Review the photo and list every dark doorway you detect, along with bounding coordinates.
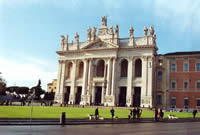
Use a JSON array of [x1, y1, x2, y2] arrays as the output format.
[[64, 87, 70, 104], [133, 87, 141, 107], [75, 87, 82, 104], [119, 87, 127, 106], [95, 87, 102, 105]]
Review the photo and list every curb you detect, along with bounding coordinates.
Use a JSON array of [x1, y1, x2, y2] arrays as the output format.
[[0, 118, 200, 126]]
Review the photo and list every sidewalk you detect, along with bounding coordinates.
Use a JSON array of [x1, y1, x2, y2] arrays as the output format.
[[0, 118, 200, 125]]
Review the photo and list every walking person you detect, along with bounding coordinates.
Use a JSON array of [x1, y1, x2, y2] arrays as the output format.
[[110, 107, 115, 119], [193, 109, 198, 119], [95, 107, 99, 120], [139, 109, 142, 119], [154, 107, 158, 122], [136, 107, 140, 120], [159, 109, 164, 120], [133, 107, 137, 120], [129, 109, 133, 120]]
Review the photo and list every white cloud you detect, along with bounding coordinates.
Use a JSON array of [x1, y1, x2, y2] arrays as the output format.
[[0, 56, 57, 90]]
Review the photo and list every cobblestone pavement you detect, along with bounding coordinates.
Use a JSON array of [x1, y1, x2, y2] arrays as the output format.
[[0, 122, 200, 135]]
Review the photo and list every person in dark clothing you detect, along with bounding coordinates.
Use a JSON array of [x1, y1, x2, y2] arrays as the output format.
[[136, 107, 140, 119], [193, 109, 198, 119], [159, 109, 164, 120], [95, 107, 99, 120], [133, 107, 137, 120], [129, 109, 133, 120], [110, 107, 115, 119], [154, 107, 158, 121]]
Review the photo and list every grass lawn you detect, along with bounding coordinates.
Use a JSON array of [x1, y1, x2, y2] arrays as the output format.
[[0, 106, 199, 119]]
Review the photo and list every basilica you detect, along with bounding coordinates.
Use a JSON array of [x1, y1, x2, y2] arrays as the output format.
[[54, 16, 158, 107]]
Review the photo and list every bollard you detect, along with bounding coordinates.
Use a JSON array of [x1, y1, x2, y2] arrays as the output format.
[[60, 112, 66, 125]]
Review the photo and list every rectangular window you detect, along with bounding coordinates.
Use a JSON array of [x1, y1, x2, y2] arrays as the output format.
[[156, 95, 162, 105], [184, 63, 189, 71], [171, 80, 176, 89], [183, 80, 189, 89], [197, 81, 200, 89], [184, 98, 189, 108], [196, 63, 200, 71], [171, 97, 176, 108], [171, 63, 176, 72], [197, 99, 200, 106]]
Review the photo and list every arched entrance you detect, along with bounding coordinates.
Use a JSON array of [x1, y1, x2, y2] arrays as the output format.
[[75, 87, 82, 104], [133, 87, 141, 107], [64, 87, 70, 104], [119, 87, 127, 106], [95, 87, 102, 105]]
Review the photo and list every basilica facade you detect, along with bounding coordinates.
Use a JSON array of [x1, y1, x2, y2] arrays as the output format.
[[54, 17, 158, 107]]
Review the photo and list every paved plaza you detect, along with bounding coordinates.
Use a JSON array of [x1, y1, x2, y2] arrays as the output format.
[[1, 122, 200, 135]]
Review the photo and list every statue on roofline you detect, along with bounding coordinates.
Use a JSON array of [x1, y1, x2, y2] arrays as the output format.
[[101, 16, 107, 26]]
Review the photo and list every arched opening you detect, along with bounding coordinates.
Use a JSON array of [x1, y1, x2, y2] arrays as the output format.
[[96, 60, 105, 77], [77, 61, 84, 78], [135, 59, 142, 77], [67, 62, 73, 79], [120, 59, 128, 77]]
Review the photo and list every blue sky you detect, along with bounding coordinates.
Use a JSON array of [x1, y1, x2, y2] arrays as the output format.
[[0, 0, 200, 90]]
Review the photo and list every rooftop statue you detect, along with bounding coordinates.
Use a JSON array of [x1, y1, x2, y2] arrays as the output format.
[[101, 16, 107, 26]]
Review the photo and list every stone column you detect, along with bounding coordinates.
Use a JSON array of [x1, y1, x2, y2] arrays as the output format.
[[69, 60, 77, 104], [127, 57, 133, 107], [92, 83, 95, 104], [111, 58, 117, 105], [80, 59, 89, 105], [54, 60, 63, 103], [59, 61, 66, 104], [141, 56, 148, 107], [101, 83, 105, 104], [87, 59, 93, 104], [111, 58, 116, 96], [106, 58, 112, 96]]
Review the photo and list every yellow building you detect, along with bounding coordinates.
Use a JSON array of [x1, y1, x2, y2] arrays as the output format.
[[47, 79, 57, 93]]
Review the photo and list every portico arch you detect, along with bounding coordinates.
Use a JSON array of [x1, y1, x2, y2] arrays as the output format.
[[66, 62, 73, 79], [77, 61, 84, 78], [96, 59, 105, 77], [135, 59, 142, 77], [120, 59, 128, 78]]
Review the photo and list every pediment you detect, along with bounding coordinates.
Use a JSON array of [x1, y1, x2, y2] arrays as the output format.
[[81, 40, 118, 50]]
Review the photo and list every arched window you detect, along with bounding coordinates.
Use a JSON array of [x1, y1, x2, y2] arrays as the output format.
[[67, 62, 73, 79], [96, 60, 105, 77], [78, 61, 84, 78], [135, 59, 142, 77], [157, 71, 162, 81], [120, 59, 128, 77]]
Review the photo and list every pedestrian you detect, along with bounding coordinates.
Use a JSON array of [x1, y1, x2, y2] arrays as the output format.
[[133, 107, 137, 120], [136, 107, 140, 119], [95, 107, 99, 120], [110, 107, 115, 119], [129, 109, 133, 120], [154, 107, 158, 121], [159, 109, 164, 120], [193, 109, 198, 119], [139, 109, 142, 119]]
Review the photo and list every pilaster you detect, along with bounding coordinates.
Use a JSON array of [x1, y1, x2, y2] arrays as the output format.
[[80, 59, 89, 105], [69, 60, 77, 104], [127, 57, 133, 107]]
